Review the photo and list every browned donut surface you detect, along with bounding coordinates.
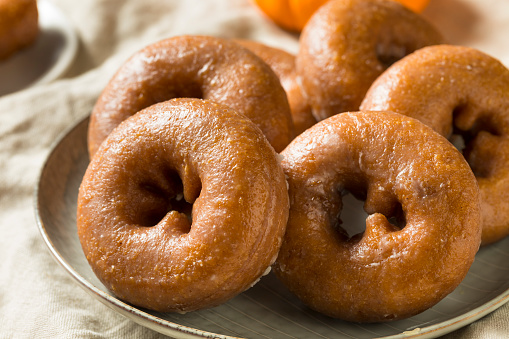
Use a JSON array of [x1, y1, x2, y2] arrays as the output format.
[[296, 0, 443, 121], [362, 44, 509, 245], [234, 39, 316, 135], [88, 35, 294, 156], [275, 111, 481, 322], [0, 0, 38, 60], [78, 98, 289, 313]]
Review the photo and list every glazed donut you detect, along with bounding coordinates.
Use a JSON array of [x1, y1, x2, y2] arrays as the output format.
[[88, 35, 294, 156], [234, 39, 316, 135], [274, 111, 481, 322], [361, 45, 509, 245], [78, 98, 289, 312], [0, 0, 38, 60], [296, 0, 443, 121]]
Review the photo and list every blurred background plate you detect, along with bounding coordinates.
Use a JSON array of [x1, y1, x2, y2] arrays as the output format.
[[35, 116, 509, 339], [0, 0, 78, 96]]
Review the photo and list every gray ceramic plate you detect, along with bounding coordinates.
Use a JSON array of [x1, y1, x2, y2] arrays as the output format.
[[0, 0, 78, 96], [35, 116, 509, 339]]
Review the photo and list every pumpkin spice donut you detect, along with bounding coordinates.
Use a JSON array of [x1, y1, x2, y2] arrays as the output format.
[[361, 45, 509, 245], [0, 0, 38, 60], [274, 111, 481, 322], [78, 98, 289, 313], [234, 39, 316, 135], [296, 0, 443, 121], [88, 35, 294, 156]]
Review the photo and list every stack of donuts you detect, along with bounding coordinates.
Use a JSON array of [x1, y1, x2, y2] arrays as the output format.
[[77, 0, 509, 323]]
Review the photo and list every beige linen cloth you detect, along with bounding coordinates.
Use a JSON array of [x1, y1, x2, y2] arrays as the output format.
[[1, 0, 509, 337]]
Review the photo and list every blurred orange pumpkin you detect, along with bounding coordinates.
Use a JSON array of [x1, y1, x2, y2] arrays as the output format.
[[396, 0, 430, 12], [252, 0, 430, 32]]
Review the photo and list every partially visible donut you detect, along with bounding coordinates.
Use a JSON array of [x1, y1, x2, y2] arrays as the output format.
[[274, 111, 481, 322], [361, 45, 509, 245], [297, 0, 443, 121], [78, 98, 289, 313], [234, 39, 316, 135], [88, 35, 294, 156], [0, 0, 38, 60]]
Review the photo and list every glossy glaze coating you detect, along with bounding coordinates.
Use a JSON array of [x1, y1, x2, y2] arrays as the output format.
[[297, 0, 443, 121], [88, 35, 294, 155], [275, 111, 481, 322], [362, 45, 509, 245], [234, 39, 316, 135], [78, 98, 289, 313], [0, 0, 38, 60]]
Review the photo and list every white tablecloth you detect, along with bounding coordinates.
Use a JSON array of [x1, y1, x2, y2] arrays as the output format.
[[1, 0, 508, 337]]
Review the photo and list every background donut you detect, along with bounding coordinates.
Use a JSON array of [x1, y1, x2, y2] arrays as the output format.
[[234, 39, 316, 135], [361, 44, 509, 245], [0, 0, 39, 60], [296, 0, 443, 121], [88, 35, 294, 155]]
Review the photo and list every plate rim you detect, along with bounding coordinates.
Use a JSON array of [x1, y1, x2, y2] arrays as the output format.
[[32, 0, 79, 87], [34, 116, 509, 339]]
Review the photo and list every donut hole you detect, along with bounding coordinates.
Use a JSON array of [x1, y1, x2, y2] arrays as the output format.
[[137, 183, 172, 226], [135, 171, 195, 229], [340, 192, 369, 238], [375, 42, 408, 69], [452, 107, 501, 178], [386, 203, 406, 229], [339, 190, 406, 238], [375, 29, 415, 69], [448, 133, 466, 152]]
